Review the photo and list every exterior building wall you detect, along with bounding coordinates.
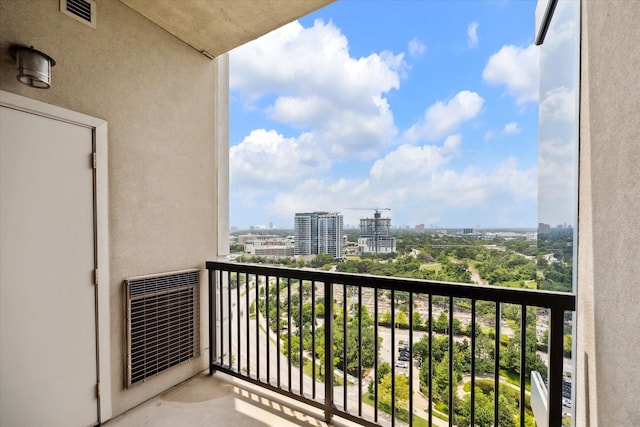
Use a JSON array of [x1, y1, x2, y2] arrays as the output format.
[[295, 212, 343, 258], [358, 214, 396, 254], [244, 236, 294, 257], [294, 214, 313, 255], [358, 236, 396, 254], [318, 212, 344, 258], [577, 1, 640, 425], [254, 246, 295, 257], [0, 0, 220, 419]]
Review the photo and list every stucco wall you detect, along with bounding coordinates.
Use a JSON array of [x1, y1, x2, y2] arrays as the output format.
[[578, 1, 640, 425], [1, 0, 219, 418]]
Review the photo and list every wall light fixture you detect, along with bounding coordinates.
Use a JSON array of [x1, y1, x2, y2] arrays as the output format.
[[9, 44, 56, 89]]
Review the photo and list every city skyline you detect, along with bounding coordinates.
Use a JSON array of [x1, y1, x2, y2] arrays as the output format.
[[230, 1, 545, 229]]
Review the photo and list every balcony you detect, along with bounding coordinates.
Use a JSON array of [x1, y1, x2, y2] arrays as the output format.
[[201, 261, 575, 427]]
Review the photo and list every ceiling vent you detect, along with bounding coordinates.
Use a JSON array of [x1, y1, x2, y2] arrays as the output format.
[[60, 0, 96, 28], [124, 269, 201, 387]]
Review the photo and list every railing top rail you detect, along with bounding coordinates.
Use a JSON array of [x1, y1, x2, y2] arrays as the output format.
[[206, 261, 575, 311]]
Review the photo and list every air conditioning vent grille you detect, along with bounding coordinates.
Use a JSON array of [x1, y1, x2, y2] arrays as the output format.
[[60, 0, 96, 28], [67, 0, 91, 21], [125, 269, 200, 387]]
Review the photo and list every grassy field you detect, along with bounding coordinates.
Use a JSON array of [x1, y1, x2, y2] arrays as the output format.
[[420, 262, 442, 272]]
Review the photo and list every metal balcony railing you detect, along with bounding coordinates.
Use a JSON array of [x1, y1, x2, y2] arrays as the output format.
[[206, 261, 575, 427]]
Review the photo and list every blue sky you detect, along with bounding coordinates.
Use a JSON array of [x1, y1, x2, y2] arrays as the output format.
[[229, 0, 544, 229]]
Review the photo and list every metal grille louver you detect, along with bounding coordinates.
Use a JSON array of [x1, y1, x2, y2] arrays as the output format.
[[125, 269, 200, 387], [60, 0, 96, 28]]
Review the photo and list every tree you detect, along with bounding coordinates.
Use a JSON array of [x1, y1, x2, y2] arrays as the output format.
[[377, 361, 391, 382], [282, 335, 302, 366], [379, 311, 392, 326], [413, 335, 429, 365], [379, 373, 409, 412], [435, 311, 449, 333], [395, 311, 409, 328], [331, 305, 379, 377], [368, 361, 392, 394], [315, 302, 325, 318], [412, 310, 422, 328], [563, 333, 572, 357], [309, 253, 334, 268], [454, 389, 494, 427]]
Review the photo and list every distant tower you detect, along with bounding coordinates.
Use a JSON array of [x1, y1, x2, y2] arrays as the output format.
[[294, 212, 343, 258], [358, 209, 396, 254]]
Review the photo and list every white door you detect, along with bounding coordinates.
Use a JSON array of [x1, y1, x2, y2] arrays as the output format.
[[0, 106, 98, 426]]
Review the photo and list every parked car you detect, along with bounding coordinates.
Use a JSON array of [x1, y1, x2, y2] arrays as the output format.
[[395, 361, 408, 368]]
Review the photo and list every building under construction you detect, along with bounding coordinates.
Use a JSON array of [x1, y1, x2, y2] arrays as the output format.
[[357, 209, 396, 254]]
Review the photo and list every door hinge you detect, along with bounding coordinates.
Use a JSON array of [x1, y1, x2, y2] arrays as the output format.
[[94, 268, 99, 285], [96, 382, 101, 399], [92, 152, 97, 169]]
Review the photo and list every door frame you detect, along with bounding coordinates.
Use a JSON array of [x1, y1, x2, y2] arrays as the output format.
[[0, 90, 111, 422]]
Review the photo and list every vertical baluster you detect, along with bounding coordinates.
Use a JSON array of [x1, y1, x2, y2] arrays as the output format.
[[471, 298, 476, 427], [312, 281, 316, 400], [494, 302, 501, 427], [288, 277, 292, 392], [324, 281, 334, 423], [428, 294, 433, 427], [448, 296, 453, 427], [265, 275, 270, 384], [343, 284, 347, 411], [548, 306, 566, 426], [520, 305, 527, 427], [276, 276, 281, 388], [208, 267, 216, 374], [220, 270, 224, 367], [228, 271, 232, 368], [300, 279, 304, 396], [409, 292, 414, 427], [391, 289, 396, 427], [237, 272, 241, 372], [374, 288, 379, 423], [358, 285, 362, 416], [256, 274, 260, 381], [246, 273, 250, 375]]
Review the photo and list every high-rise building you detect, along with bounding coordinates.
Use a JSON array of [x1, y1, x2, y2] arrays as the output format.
[[358, 210, 396, 254], [294, 212, 343, 258]]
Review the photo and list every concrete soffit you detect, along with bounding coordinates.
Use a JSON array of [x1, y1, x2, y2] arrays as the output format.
[[119, 0, 334, 58]]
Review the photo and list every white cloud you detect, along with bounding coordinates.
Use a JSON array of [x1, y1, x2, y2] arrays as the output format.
[[540, 86, 576, 123], [405, 91, 484, 142], [262, 148, 536, 227], [230, 19, 404, 160], [408, 38, 426, 57], [483, 44, 539, 104], [467, 22, 479, 48], [230, 129, 330, 190], [503, 121, 521, 135], [370, 135, 460, 183]]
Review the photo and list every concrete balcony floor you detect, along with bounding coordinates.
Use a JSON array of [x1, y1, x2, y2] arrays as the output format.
[[104, 372, 360, 427]]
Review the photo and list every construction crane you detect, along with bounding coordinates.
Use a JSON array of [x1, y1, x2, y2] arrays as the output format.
[[345, 207, 391, 216], [345, 208, 392, 254]]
